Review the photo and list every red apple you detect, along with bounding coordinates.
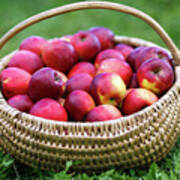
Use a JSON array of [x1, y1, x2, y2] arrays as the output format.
[[8, 94, 33, 112], [19, 36, 47, 56], [0, 67, 31, 98], [60, 35, 73, 42], [90, 72, 126, 106], [29, 67, 66, 101], [136, 46, 173, 70], [65, 90, 95, 121], [58, 97, 65, 107], [57, 71, 68, 96], [128, 73, 138, 88], [86, 104, 122, 122], [96, 58, 133, 86], [137, 58, 174, 95], [66, 73, 93, 94], [125, 88, 134, 96], [89, 26, 114, 50], [71, 31, 101, 61], [115, 43, 134, 59], [8, 50, 44, 74], [42, 39, 78, 73], [68, 62, 96, 78], [29, 98, 67, 121], [94, 49, 125, 69], [122, 88, 158, 115], [127, 46, 146, 71]]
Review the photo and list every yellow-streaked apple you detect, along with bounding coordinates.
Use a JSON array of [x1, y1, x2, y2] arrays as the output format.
[[90, 72, 126, 107], [137, 58, 174, 95]]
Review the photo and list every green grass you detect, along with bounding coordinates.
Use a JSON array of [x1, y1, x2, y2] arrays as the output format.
[[0, 0, 180, 58], [0, 0, 180, 179]]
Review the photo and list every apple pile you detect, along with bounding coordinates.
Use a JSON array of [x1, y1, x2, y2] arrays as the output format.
[[0, 27, 175, 122]]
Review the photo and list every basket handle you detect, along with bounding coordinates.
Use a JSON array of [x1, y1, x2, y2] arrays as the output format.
[[0, 1, 180, 64]]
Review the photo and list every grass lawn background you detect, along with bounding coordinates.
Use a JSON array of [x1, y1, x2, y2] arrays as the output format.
[[0, 0, 180, 179]]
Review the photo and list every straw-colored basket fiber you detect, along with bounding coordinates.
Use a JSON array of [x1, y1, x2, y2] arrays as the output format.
[[0, 1, 180, 172]]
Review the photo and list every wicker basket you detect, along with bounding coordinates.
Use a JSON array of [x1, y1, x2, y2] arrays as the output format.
[[0, 1, 180, 172]]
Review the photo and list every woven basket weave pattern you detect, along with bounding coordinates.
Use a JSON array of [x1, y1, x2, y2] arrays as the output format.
[[0, 1, 180, 171]]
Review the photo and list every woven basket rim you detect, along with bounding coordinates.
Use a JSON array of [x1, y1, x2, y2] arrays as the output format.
[[0, 35, 179, 128]]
